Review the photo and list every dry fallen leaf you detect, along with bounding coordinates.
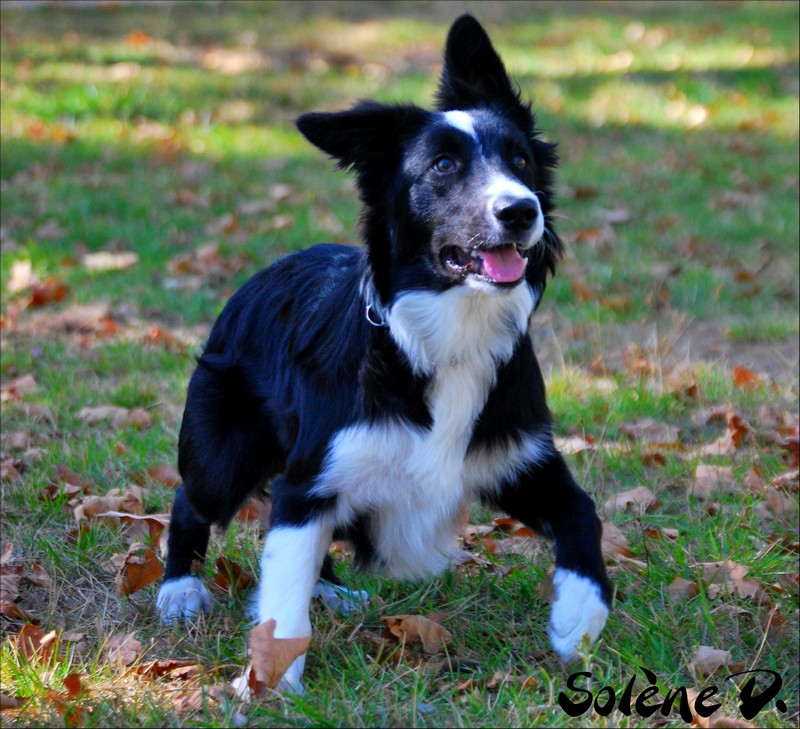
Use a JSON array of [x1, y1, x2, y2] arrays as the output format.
[[97, 511, 170, 547], [731, 365, 761, 389], [16, 623, 58, 662], [113, 546, 164, 596], [620, 418, 680, 444], [73, 487, 145, 522], [690, 464, 735, 499], [0, 692, 25, 710], [381, 614, 452, 655], [145, 464, 181, 488], [0, 374, 38, 403], [105, 633, 142, 667], [698, 560, 760, 600], [248, 619, 310, 694], [136, 659, 199, 681], [604, 486, 658, 515], [76, 405, 153, 430], [690, 645, 731, 676], [668, 576, 699, 603], [81, 251, 139, 272], [212, 556, 254, 595], [600, 520, 632, 560]]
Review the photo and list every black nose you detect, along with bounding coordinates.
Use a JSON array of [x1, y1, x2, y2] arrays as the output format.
[[493, 198, 538, 231]]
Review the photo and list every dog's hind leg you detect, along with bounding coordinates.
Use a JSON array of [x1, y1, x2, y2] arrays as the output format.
[[157, 355, 286, 625], [157, 484, 212, 623], [484, 450, 612, 663]]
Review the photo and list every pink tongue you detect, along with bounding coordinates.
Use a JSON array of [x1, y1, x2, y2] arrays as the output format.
[[479, 246, 526, 282]]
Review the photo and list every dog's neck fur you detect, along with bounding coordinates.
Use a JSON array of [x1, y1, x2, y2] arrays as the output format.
[[385, 283, 536, 376]]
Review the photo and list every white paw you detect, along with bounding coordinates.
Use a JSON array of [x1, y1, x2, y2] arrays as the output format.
[[230, 654, 306, 700], [313, 580, 369, 614], [276, 654, 306, 695], [548, 569, 609, 662], [156, 576, 212, 625]]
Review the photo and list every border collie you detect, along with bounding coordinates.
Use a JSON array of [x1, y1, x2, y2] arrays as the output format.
[[157, 14, 612, 692]]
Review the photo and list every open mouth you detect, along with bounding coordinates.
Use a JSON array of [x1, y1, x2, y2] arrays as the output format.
[[441, 243, 527, 284]]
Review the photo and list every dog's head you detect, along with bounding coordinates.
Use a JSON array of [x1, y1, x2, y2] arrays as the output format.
[[297, 15, 562, 303]]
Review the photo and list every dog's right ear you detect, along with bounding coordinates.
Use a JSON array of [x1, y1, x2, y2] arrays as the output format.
[[296, 102, 428, 171], [435, 14, 519, 112]]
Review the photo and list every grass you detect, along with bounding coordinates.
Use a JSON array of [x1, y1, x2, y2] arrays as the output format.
[[1, 1, 798, 726]]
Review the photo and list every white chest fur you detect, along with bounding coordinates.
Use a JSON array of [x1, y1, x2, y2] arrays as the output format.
[[312, 284, 542, 578]]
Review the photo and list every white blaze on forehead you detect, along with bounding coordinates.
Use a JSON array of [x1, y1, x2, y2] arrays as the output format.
[[442, 110, 478, 140]]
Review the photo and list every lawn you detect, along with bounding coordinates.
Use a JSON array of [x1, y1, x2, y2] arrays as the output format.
[[0, 1, 798, 727]]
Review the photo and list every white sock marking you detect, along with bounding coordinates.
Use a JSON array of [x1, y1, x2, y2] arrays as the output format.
[[548, 568, 609, 662]]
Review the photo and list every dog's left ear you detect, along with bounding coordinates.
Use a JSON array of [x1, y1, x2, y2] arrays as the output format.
[[435, 14, 520, 111], [296, 102, 428, 172]]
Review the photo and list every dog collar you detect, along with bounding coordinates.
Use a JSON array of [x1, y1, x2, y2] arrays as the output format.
[[365, 304, 387, 328]]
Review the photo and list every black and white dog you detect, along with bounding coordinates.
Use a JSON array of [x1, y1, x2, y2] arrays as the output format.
[[157, 15, 611, 692]]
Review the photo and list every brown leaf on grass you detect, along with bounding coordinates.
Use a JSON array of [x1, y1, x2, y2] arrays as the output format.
[[664, 367, 701, 400], [690, 464, 735, 499], [690, 645, 731, 676], [0, 692, 25, 710], [248, 619, 311, 695], [73, 490, 144, 523], [76, 405, 153, 430], [16, 623, 58, 662], [145, 464, 181, 488], [682, 688, 759, 729], [699, 560, 760, 600], [212, 556, 254, 595], [381, 614, 452, 655], [141, 325, 188, 353], [450, 550, 516, 578], [600, 520, 632, 560], [553, 434, 596, 456], [491, 516, 536, 537], [105, 633, 142, 667], [81, 251, 139, 272], [171, 685, 231, 715], [7, 260, 37, 294], [0, 600, 34, 621], [604, 486, 658, 515], [770, 468, 799, 493], [25, 302, 111, 337], [97, 511, 170, 547], [235, 497, 270, 525], [41, 464, 93, 502], [731, 365, 761, 389], [620, 418, 680, 444], [113, 546, 164, 596], [63, 673, 83, 699], [668, 576, 699, 603], [28, 277, 69, 307], [167, 242, 247, 280], [55, 464, 92, 489], [0, 458, 22, 484], [136, 659, 199, 681], [462, 523, 495, 547], [0, 373, 38, 403], [776, 423, 799, 467], [698, 407, 750, 457], [1, 558, 54, 621]]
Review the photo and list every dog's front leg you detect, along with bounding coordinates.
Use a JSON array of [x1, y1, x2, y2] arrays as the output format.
[[485, 451, 612, 662], [254, 518, 333, 693]]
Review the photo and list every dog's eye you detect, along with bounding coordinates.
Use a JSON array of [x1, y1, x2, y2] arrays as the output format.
[[513, 154, 528, 170], [432, 156, 457, 174]]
